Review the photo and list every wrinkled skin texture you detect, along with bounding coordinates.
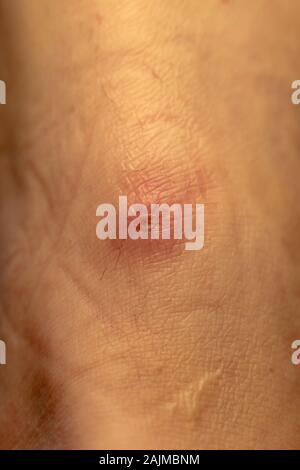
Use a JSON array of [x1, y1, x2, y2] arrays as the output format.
[[0, 0, 300, 449]]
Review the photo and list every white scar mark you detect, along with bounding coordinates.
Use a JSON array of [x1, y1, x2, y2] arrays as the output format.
[[165, 368, 222, 418], [0, 80, 6, 105]]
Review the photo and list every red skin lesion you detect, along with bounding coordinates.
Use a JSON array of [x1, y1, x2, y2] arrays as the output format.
[[95, 13, 103, 26], [104, 163, 208, 260], [118, 165, 207, 208]]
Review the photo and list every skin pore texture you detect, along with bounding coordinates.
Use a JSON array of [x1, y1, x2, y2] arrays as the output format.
[[0, 0, 300, 449]]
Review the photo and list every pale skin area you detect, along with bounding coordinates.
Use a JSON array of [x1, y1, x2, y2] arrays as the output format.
[[0, 0, 300, 449]]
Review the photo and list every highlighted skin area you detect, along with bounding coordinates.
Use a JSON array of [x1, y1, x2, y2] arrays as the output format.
[[96, 165, 207, 257]]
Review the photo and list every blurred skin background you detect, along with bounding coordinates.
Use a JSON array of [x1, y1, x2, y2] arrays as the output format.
[[0, 0, 300, 450]]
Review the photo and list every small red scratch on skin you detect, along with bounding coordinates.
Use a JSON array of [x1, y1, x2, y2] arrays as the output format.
[[142, 62, 161, 81], [100, 266, 107, 280], [95, 13, 103, 25]]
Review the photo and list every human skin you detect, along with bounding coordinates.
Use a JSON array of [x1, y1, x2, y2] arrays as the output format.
[[0, 0, 300, 449]]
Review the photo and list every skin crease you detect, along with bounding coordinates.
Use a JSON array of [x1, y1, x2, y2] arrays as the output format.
[[0, 0, 300, 449]]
